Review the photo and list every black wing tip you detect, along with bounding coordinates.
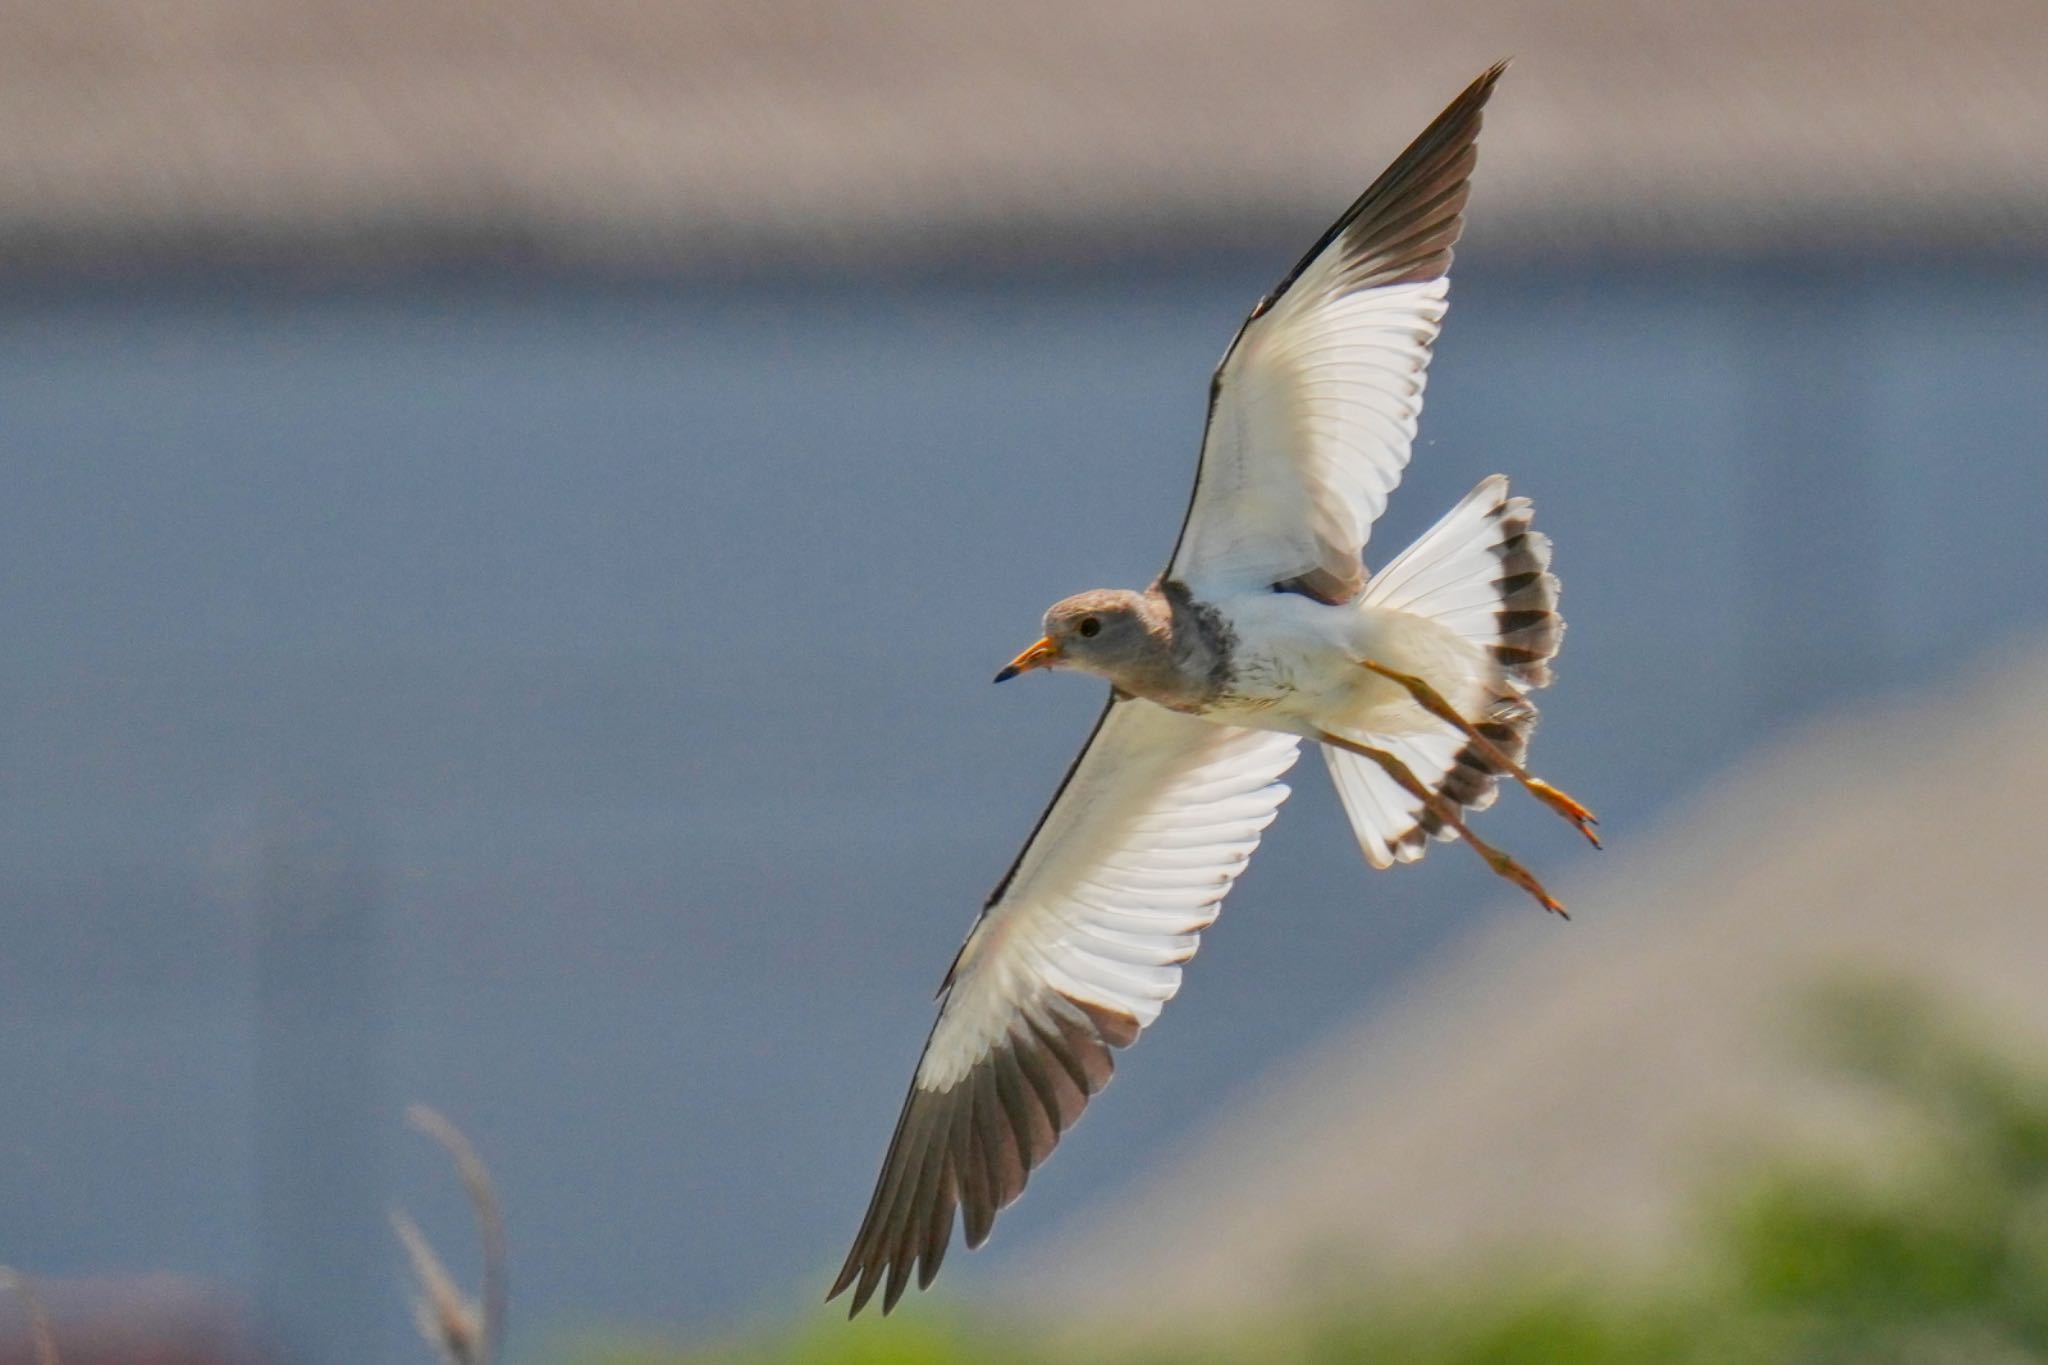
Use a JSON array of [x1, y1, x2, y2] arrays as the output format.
[[1458, 61, 1512, 113], [824, 1269, 864, 1317], [1349, 60, 1508, 274], [1396, 63, 1510, 160], [1375, 61, 1512, 192], [1244, 60, 1510, 322], [827, 992, 1144, 1318]]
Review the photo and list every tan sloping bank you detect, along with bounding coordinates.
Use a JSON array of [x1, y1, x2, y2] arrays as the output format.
[[1009, 641, 2048, 1324]]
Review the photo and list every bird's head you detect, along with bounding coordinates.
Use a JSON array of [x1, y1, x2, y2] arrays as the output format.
[[995, 589, 1161, 684]]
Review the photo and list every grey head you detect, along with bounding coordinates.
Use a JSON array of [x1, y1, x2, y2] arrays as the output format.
[[994, 587, 1201, 703]]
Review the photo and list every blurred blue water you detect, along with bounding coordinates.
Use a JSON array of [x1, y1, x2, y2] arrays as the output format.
[[0, 257, 2044, 1348]]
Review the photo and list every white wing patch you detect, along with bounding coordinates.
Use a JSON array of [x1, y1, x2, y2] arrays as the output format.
[[831, 701, 1298, 1314], [922, 702, 1300, 1088], [1165, 63, 1501, 603], [1177, 275, 1447, 598]]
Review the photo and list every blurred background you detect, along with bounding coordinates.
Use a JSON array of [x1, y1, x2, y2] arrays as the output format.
[[3, 2, 2047, 1362]]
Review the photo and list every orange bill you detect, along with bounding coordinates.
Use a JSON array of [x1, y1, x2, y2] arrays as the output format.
[[993, 637, 1060, 683]]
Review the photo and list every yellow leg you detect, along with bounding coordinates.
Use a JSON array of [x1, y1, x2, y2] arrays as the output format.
[[1361, 660, 1601, 849], [1320, 731, 1568, 919]]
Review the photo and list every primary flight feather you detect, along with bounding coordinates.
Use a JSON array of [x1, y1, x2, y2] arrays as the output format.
[[830, 62, 1595, 1316]]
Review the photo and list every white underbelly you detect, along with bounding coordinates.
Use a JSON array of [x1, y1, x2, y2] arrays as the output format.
[[1207, 594, 1490, 738]]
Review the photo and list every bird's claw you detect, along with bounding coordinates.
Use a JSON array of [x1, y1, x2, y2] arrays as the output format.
[[1475, 840, 1569, 919], [1527, 779, 1601, 850]]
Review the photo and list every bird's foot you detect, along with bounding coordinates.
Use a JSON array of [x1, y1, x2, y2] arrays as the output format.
[[1360, 659, 1598, 851], [1527, 778, 1601, 849], [1464, 826, 1570, 919], [1320, 728, 1568, 919]]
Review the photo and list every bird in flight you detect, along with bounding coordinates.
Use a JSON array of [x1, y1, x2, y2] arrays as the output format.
[[830, 62, 1594, 1316]]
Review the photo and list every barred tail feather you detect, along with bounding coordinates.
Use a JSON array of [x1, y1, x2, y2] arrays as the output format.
[[1363, 474, 1561, 688], [1331, 475, 1563, 864], [1322, 697, 1532, 866]]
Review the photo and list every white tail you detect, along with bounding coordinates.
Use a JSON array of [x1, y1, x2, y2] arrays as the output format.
[[1327, 476, 1563, 866]]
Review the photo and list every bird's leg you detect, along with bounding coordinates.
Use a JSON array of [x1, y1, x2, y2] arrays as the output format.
[[1319, 731, 1568, 919], [1360, 659, 1600, 848]]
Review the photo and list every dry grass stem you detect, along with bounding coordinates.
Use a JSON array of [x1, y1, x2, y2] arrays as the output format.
[[393, 1105, 506, 1365], [390, 1209, 484, 1365]]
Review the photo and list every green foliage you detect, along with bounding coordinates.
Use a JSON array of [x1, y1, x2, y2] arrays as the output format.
[[584, 980, 2048, 1364], [1700, 979, 2048, 1363], [570, 1310, 1027, 1365]]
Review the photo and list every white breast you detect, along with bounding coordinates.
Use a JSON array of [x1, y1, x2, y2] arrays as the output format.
[[1209, 592, 1489, 738], [1208, 592, 1365, 717]]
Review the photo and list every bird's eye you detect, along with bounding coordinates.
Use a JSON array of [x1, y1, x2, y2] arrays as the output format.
[[1078, 616, 1102, 638]]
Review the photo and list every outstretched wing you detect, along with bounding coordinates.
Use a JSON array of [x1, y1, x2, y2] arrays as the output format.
[[1164, 63, 1504, 603], [828, 699, 1300, 1315]]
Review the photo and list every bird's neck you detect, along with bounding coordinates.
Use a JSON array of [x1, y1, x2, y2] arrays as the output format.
[[1109, 581, 1232, 712]]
